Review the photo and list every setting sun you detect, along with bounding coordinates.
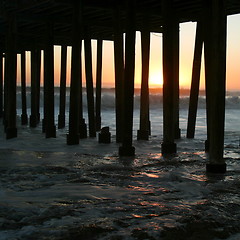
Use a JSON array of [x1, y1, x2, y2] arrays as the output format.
[[149, 72, 163, 87]]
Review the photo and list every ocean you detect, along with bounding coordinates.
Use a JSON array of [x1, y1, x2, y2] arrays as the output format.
[[0, 88, 240, 240]]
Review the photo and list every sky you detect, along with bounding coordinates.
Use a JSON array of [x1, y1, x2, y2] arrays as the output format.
[[17, 14, 240, 90]]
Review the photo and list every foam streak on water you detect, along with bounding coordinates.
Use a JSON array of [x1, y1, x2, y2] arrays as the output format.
[[0, 89, 240, 239]]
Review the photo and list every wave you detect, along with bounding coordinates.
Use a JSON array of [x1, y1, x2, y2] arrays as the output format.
[[15, 88, 240, 110]]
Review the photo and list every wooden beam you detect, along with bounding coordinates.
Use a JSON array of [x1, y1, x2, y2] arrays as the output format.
[[20, 51, 28, 124], [84, 35, 96, 138], [67, 1, 83, 144], [5, 15, 17, 139], [44, 22, 56, 138], [119, 0, 136, 156], [204, 0, 227, 173], [78, 46, 87, 139], [137, 17, 151, 141], [58, 45, 67, 129], [187, 21, 203, 139], [161, 0, 177, 154], [0, 53, 3, 118], [36, 49, 41, 123], [173, 21, 181, 140], [3, 51, 8, 130], [30, 48, 39, 128], [95, 39, 103, 131], [113, 6, 124, 143]]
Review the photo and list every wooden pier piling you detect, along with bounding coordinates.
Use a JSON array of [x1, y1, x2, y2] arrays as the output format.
[[137, 20, 151, 141], [204, 0, 227, 173], [113, 6, 124, 143], [161, 0, 177, 154], [5, 15, 17, 139], [84, 35, 96, 138], [30, 49, 39, 128], [119, 0, 136, 156], [78, 46, 87, 139], [67, 1, 82, 145], [0, 54, 3, 118], [187, 21, 203, 139], [36, 50, 41, 123], [3, 51, 8, 129], [95, 39, 103, 132], [173, 21, 181, 140], [44, 23, 56, 138], [58, 45, 67, 129], [20, 51, 28, 125]]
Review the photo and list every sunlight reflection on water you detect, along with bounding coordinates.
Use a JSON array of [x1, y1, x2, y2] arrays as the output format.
[[1, 140, 240, 239]]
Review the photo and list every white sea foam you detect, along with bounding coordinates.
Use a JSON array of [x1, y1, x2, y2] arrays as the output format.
[[1, 88, 240, 239], [15, 88, 240, 111]]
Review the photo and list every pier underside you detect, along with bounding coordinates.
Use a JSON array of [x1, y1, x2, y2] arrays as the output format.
[[1, 0, 240, 173]]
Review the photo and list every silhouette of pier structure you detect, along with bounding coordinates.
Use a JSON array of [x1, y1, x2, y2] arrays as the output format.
[[1, 0, 239, 173]]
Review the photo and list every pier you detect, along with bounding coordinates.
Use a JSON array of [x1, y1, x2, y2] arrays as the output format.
[[1, 0, 239, 173]]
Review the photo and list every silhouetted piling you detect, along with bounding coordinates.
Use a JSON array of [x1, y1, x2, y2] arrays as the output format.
[[78, 45, 87, 139], [137, 19, 150, 141], [161, 0, 177, 154], [173, 21, 181, 140], [30, 48, 39, 128], [3, 51, 8, 129], [187, 21, 203, 139], [119, 0, 136, 156], [95, 39, 103, 132], [113, 6, 124, 143], [204, 19, 211, 153], [5, 15, 17, 139], [84, 34, 96, 138], [67, 1, 83, 145], [42, 80, 46, 133], [204, 49, 210, 153], [36, 49, 41, 123], [44, 23, 56, 138], [58, 45, 67, 129], [0, 53, 3, 118], [20, 51, 28, 125], [204, 0, 227, 173]]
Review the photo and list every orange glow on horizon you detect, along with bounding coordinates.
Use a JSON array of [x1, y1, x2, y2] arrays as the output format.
[[179, 72, 191, 89], [16, 15, 240, 91]]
